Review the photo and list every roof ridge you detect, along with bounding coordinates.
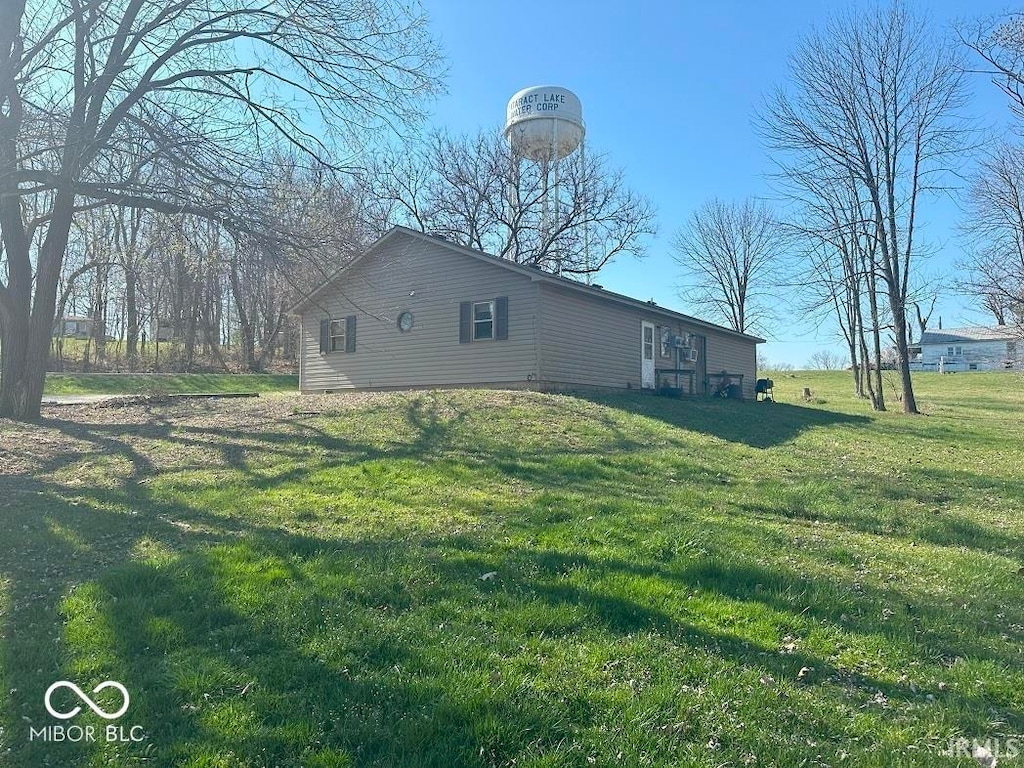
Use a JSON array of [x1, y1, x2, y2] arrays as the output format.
[[291, 226, 766, 343]]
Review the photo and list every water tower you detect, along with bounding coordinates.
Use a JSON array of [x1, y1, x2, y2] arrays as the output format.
[[504, 86, 585, 274]]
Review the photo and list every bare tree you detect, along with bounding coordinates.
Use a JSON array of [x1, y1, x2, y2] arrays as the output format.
[[229, 159, 371, 372], [0, 0, 441, 419], [760, 2, 969, 414], [757, 355, 794, 373], [912, 297, 937, 343], [113, 205, 157, 370], [808, 349, 848, 371], [958, 141, 1024, 327], [363, 129, 657, 278], [783, 168, 886, 407], [673, 197, 784, 335], [46, 159, 368, 375], [961, 13, 1024, 123], [942, 13, 1024, 327]]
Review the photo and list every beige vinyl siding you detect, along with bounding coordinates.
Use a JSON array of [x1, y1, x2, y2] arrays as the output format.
[[704, 328, 757, 398], [297, 227, 760, 395], [537, 283, 757, 395], [537, 284, 645, 389], [299, 236, 539, 391]]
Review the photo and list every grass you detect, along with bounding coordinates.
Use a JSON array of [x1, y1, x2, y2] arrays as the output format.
[[43, 373, 299, 396], [1, 371, 1022, 767]]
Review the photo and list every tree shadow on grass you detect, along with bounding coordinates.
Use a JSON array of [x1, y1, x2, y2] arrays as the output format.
[[577, 393, 872, 449], [78, 545, 580, 768], [2, 396, 1020, 766], [0, 479, 580, 767], [511, 548, 1024, 688], [3, 470, 1022, 767], [34, 397, 735, 528], [733, 465, 1024, 560]]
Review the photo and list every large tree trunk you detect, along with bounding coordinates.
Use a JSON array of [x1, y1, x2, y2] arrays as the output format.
[[0, 244, 33, 417], [0, 302, 32, 418], [0, 326, 49, 421], [183, 282, 200, 371], [890, 305, 919, 414], [0, 198, 73, 420]]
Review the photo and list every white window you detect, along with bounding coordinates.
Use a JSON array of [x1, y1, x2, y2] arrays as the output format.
[[330, 320, 346, 352], [473, 301, 494, 340], [955, 346, 963, 355], [643, 324, 654, 360]]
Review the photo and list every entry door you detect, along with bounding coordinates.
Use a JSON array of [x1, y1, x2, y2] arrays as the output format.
[[641, 321, 656, 389]]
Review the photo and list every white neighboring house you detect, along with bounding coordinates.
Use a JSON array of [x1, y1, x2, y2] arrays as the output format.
[[909, 326, 1022, 372]]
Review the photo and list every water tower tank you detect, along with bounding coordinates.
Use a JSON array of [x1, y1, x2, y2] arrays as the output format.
[[504, 85, 584, 163]]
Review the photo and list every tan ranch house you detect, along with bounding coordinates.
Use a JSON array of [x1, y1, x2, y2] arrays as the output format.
[[292, 226, 763, 397]]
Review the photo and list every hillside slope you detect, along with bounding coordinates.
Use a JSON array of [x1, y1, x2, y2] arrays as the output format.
[[1, 372, 1021, 767]]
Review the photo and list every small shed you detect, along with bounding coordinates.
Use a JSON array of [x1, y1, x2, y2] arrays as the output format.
[[54, 315, 95, 339]]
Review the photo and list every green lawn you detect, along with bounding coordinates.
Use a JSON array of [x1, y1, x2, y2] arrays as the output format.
[[1, 372, 1022, 766], [44, 373, 298, 396]]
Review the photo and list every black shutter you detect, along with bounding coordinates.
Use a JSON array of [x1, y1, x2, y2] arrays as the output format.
[[459, 301, 471, 343], [345, 315, 356, 353], [495, 296, 508, 340], [319, 319, 329, 354]]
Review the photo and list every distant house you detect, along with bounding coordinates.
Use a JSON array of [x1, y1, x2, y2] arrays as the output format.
[[909, 326, 1022, 372], [153, 319, 178, 342], [291, 227, 763, 397], [54, 315, 94, 339]]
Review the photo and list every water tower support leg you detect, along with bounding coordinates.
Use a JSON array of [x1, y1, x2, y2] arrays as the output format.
[[582, 139, 590, 283], [553, 120, 561, 275], [541, 157, 549, 265]]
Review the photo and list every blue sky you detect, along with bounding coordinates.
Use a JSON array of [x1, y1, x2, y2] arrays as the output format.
[[419, 0, 1016, 366]]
